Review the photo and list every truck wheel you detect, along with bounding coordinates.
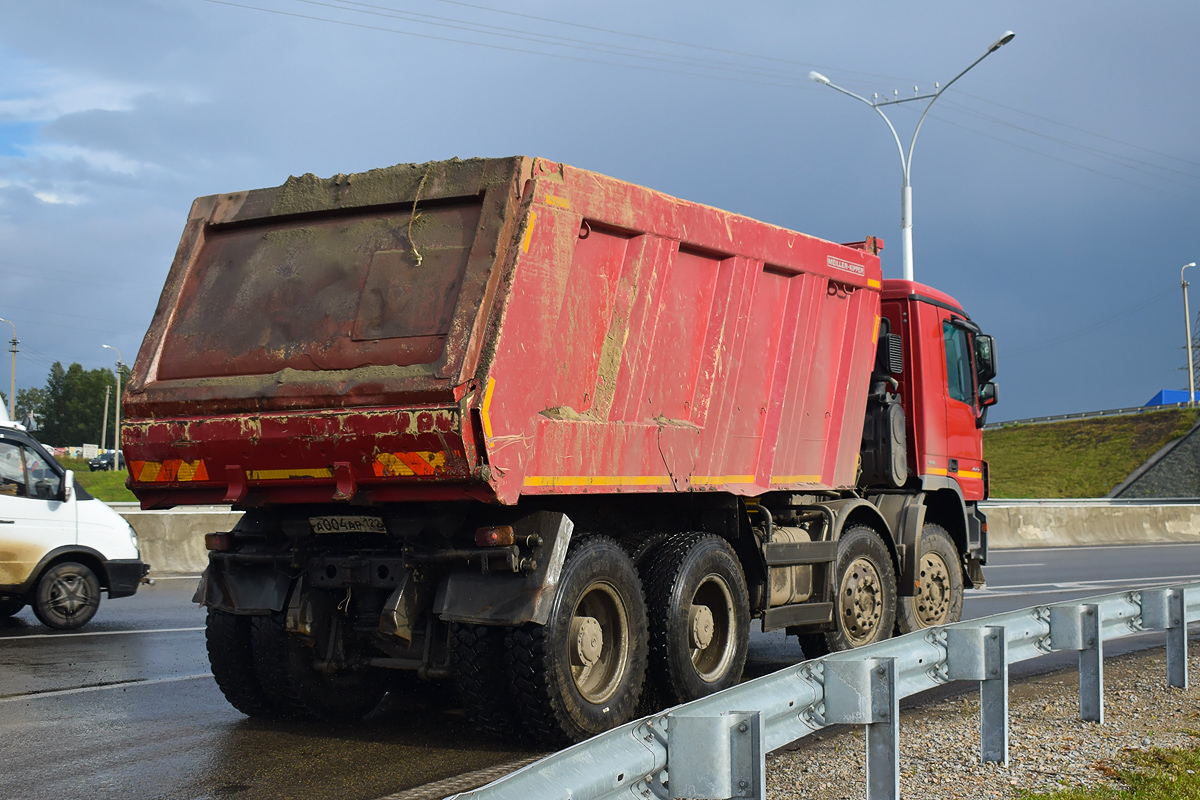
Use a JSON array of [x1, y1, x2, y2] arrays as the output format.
[[821, 526, 897, 652], [33, 562, 101, 630], [644, 534, 749, 705], [505, 536, 648, 745], [895, 524, 963, 634], [0, 597, 25, 618], [250, 612, 387, 722], [205, 609, 278, 718], [450, 623, 522, 738]]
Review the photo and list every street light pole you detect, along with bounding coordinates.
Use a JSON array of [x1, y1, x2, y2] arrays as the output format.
[[810, 31, 1015, 282], [0, 318, 16, 420], [1182, 263, 1197, 407], [102, 344, 124, 469]]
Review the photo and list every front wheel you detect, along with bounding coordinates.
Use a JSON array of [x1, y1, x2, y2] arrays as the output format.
[[505, 535, 648, 746], [819, 526, 897, 653], [644, 534, 749, 705], [895, 523, 964, 634], [33, 562, 100, 630]]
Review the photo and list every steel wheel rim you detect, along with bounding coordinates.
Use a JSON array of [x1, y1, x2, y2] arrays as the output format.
[[47, 573, 94, 618], [569, 581, 629, 704], [689, 574, 736, 682], [839, 556, 883, 646], [914, 552, 952, 627]]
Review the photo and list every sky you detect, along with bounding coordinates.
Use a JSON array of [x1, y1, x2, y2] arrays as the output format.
[[0, 1, 1198, 423]]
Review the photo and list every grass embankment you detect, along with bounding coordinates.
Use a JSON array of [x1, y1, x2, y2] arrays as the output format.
[[1019, 741, 1200, 799], [60, 456, 137, 502], [983, 408, 1200, 498]]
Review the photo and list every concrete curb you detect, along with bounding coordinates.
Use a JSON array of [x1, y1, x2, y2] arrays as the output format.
[[115, 501, 1200, 575]]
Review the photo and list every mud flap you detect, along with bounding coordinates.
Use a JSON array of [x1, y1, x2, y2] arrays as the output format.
[[433, 511, 573, 626], [193, 555, 294, 614]]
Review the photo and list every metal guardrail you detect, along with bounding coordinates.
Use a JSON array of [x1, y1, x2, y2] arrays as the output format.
[[983, 401, 1195, 430], [980, 498, 1200, 507], [449, 582, 1198, 800]]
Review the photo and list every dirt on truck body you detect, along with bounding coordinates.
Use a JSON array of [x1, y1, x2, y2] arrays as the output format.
[[123, 156, 999, 744]]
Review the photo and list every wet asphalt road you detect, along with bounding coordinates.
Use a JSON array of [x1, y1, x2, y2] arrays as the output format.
[[1, 543, 1197, 800]]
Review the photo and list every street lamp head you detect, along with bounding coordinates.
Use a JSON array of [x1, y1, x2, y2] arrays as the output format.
[[808, 71, 831, 85], [988, 31, 1016, 52]]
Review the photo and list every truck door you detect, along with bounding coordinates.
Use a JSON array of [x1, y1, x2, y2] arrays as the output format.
[[939, 315, 986, 500], [0, 440, 74, 587]]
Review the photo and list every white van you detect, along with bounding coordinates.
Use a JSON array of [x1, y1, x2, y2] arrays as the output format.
[[0, 405, 147, 629]]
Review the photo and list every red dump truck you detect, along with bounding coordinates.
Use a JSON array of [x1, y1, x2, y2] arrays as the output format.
[[122, 156, 998, 744]]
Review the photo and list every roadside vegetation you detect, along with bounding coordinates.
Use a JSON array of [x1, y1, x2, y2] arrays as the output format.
[[983, 408, 1200, 498], [1017, 740, 1200, 799], [61, 456, 137, 502]]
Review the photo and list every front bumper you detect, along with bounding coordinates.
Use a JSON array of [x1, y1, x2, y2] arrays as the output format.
[[107, 560, 150, 599]]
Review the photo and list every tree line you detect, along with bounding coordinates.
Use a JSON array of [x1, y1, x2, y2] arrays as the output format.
[[1, 361, 131, 447]]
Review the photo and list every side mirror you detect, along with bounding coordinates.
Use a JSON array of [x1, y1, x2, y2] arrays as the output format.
[[978, 381, 999, 408], [62, 470, 74, 502], [974, 334, 997, 384]]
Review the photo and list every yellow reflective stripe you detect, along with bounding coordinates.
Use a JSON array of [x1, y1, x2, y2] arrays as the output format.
[[524, 475, 671, 487], [481, 377, 496, 440], [521, 211, 537, 253], [692, 475, 756, 485], [867, 278, 881, 289], [136, 462, 161, 482], [247, 468, 333, 480], [544, 194, 570, 209], [770, 475, 823, 484], [925, 467, 949, 476]]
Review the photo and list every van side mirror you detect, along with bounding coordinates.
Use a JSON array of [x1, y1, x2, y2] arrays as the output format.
[[62, 470, 74, 501], [978, 381, 999, 408], [974, 334, 997, 383]]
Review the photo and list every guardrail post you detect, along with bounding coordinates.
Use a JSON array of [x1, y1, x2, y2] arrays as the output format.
[[824, 656, 898, 800], [1143, 587, 1190, 689], [1051, 604, 1103, 723], [946, 625, 1008, 764], [666, 710, 765, 800]]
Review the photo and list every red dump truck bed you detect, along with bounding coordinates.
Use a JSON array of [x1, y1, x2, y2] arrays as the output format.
[[124, 156, 883, 508]]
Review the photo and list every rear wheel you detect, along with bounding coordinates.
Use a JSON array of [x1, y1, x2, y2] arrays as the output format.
[[205, 608, 277, 717], [895, 524, 963, 634], [450, 623, 522, 738], [250, 611, 388, 722], [505, 536, 648, 746], [644, 534, 749, 705], [33, 562, 100, 630], [816, 526, 897, 653]]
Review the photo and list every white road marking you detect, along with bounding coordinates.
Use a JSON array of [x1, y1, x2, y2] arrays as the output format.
[[0, 626, 204, 642], [980, 574, 1200, 592], [992, 542, 1200, 555], [982, 563, 1045, 568], [147, 574, 202, 580], [0, 673, 213, 703], [968, 574, 1200, 599]]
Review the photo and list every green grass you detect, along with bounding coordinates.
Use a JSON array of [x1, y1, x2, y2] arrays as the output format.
[[1017, 740, 1200, 799], [983, 408, 1200, 498], [59, 456, 137, 503]]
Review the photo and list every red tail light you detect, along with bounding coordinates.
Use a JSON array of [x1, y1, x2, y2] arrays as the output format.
[[475, 525, 515, 547]]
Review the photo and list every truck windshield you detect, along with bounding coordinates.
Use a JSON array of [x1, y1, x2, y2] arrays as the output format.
[[942, 321, 974, 406]]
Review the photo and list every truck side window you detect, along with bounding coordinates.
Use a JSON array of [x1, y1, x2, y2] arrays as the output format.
[[0, 441, 28, 497], [942, 321, 974, 406]]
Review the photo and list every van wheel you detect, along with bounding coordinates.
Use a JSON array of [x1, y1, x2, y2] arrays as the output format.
[[505, 536, 648, 745], [0, 597, 25, 618], [820, 526, 897, 652], [251, 611, 387, 722], [33, 562, 101, 630], [205, 609, 278, 718], [895, 524, 963, 633], [644, 534, 749, 705]]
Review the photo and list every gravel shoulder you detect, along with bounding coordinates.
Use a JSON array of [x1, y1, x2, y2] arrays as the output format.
[[768, 637, 1200, 799]]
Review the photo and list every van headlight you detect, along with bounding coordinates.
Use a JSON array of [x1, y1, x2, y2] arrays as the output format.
[[129, 524, 140, 552]]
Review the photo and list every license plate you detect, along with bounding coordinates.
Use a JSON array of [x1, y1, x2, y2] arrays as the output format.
[[309, 516, 387, 534]]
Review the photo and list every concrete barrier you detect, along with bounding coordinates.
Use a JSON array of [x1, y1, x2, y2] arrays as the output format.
[[982, 500, 1200, 549], [111, 500, 1200, 575]]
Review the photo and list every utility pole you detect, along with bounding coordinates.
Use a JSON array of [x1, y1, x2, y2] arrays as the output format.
[[102, 344, 124, 470], [0, 318, 16, 420], [101, 384, 111, 454]]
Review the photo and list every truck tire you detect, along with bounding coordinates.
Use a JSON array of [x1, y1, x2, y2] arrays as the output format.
[[450, 623, 522, 738], [33, 561, 101, 630], [895, 523, 963, 634], [0, 597, 25, 618], [820, 526, 897, 653], [250, 611, 387, 722], [504, 535, 648, 745], [205, 608, 278, 718], [644, 534, 749, 705]]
